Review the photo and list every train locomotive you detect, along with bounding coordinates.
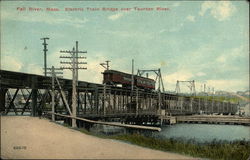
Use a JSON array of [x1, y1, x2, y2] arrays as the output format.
[[103, 70, 155, 90]]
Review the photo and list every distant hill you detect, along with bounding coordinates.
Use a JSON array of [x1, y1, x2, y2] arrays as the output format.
[[214, 90, 249, 100], [236, 90, 250, 97]]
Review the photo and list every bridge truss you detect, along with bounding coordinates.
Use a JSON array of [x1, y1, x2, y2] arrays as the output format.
[[0, 70, 238, 126]]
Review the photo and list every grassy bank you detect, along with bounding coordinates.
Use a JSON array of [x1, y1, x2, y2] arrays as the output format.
[[192, 95, 240, 103], [61, 123, 250, 160], [111, 134, 250, 160]]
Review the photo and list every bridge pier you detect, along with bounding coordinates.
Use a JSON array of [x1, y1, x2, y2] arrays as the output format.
[[190, 98, 193, 114], [0, 88, 8, 112], [31, 89, 38, 116], [68, 90, 72, 108]]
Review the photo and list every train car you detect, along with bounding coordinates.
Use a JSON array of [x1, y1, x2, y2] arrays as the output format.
[[135, 76, 155, 90], [103, 70, 132, 86], [103, 70, 155, 90]]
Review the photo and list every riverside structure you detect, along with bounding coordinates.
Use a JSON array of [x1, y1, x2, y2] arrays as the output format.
[[1, 69, 245, 128]]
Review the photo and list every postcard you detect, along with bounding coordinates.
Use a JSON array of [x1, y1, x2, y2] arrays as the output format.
[[1, 1, 249, 159]]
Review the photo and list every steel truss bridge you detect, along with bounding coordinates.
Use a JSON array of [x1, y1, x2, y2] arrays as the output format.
[[0, 70, 238, 126]]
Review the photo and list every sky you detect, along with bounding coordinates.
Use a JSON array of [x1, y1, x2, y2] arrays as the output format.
[[1, 1, 249, 93]]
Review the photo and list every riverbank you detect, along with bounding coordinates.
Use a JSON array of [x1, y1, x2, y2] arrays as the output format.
[[110, 134, 250, 160], [70, 124, 250, 160], [1, 116, 195, 159]]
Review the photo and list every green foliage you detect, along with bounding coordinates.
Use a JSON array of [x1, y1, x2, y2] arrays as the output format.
[[110, 134, 250, 160], [193, 95, 240, 103]]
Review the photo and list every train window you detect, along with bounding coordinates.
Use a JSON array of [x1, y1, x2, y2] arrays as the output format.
[[123, 77, 132, 82]]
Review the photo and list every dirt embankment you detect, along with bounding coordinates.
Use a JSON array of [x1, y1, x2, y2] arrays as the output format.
[[1, 116, 196, 159]]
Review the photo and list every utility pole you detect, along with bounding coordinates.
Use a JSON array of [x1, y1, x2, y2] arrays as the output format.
[[45, 66, 63, 121], [158, 69, 161, 91], [132, 59, 134, 92], [100, 60, 110, 116], [100, 60, 110, 70], [76, 41, 79, 86], [200, 85, 203, 94], [60, 42, 87, 128], [175, 80, 180, 94], [131, 59, 136, 114], [41, 37, 49, 77], [51, 66, 55, 121], [192, 80, 196, 96]]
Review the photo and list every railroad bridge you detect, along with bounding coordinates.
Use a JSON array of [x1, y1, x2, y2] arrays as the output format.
[[0, 69, 238, 126]]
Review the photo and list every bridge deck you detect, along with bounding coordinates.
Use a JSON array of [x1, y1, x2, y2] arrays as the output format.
[[176, 115, 250, 125]]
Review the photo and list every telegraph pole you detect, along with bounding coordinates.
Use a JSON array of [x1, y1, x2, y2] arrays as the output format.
[[76, 41, 79, 86], [100, 60, 110, 70], [60, 42, 87, 128], [45, 66, 63, 121], [175, 80, 180, 94], [100, 60, 110, 116], [72, 47, 77, 127], [51, 66, 55, 121], [132, 59, 134, 92], [41, 37, 49, 77]]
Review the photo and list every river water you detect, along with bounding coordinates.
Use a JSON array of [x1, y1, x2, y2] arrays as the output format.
[[91, 123, 250, 143], [152, 124, 250, 142]]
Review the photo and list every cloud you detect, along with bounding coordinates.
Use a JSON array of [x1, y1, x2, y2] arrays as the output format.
[[196, 72, 206, 77], [206, 79, 248, 92], [77, 51, 108, 83], [1, 9, 88, 28], [160, 61, 167, 67], [199, 1, 236, 21], [186, 15, 195, 22], [169, 23, 184, 32], [165, 70, 194, 85], [159, 23, 184, 34], [216, 55, 226, 63], [215, 45, 246, 64], [104, 30, 132, 37], [108, 13, 124, 21], [230, 45, 247, 57], [163, 70, 196, 92], [163, 44, 248, 92], [159, 29, 166, 33], [47, 49, 62, 68], [172, 2, 180, 7], [1, 56, 23, 71], [24, 64, 43, 75], [103, 30, 152, 40]]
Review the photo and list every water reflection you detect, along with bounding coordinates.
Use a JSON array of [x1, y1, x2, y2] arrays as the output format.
[[154, 124, 250, 142], [89, 123, 250, 142]]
